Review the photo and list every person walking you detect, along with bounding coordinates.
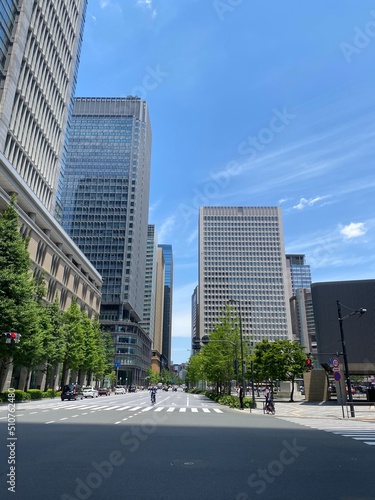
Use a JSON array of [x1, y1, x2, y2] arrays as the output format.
[[238, 384, 244, 410]]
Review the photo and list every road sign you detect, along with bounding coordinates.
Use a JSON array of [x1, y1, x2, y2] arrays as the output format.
[[332, 357, 340, 369], [334, 371, 341, 382], [114, 362, 121, 367]]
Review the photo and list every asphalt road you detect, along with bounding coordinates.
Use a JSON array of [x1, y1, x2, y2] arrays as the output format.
[[0, 390, 374, 500]]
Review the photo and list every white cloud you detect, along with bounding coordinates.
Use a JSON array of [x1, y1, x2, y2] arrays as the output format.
[[158, 214, 176, 242], [137, 0, 153, 7], [292, 196, 329, 210], [340, 222, 367, 239]]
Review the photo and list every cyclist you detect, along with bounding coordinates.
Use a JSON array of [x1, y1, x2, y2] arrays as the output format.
[[149, 385, 157, 404]]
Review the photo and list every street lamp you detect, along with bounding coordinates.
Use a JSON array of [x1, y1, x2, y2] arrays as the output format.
[[337, 300, 367, 418], [228, 300, 245, 396]]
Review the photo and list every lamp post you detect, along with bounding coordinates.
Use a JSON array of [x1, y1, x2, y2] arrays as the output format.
[[228, 300, 245, 395], [337, 300, 367, 418]]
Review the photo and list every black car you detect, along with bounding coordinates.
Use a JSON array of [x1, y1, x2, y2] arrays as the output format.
[[61, 384, 84, 401], [98, 387, 110, 396], [128, 385, 136, 393]]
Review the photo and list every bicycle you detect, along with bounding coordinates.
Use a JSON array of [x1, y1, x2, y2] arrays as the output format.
[[263, 400, 275, 415], [151, 392, 156, 404]]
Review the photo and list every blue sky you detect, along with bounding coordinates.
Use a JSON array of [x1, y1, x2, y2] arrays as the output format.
[[76, 0, 375, 364]]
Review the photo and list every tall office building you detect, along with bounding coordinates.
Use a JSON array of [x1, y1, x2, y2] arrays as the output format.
[[198, 206, 292, 345], [151, 246, 165, 373], [61, 97, 152, 386], [286, 254, 312, 296], [0, 1, 102, 391], [140, 224, 158, 342], [158, 244, 173, 369]]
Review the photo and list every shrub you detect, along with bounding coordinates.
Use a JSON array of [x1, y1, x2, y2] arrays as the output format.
[[1, 390, 31, 402], [27, 389, 43, 400], [42, 389, 60, 398]]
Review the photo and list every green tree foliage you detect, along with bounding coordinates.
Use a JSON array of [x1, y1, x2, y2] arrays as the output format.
[[198, 306, 241, 394], [252, 339, 306, 401], [60, 298, 85, 385], [186, 352, 205, 387], [146, 367, 159, 385], [0, 198, 45, 389], [43, 296, 65, 391]]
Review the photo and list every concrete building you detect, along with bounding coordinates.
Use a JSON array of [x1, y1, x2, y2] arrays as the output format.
[[151, 247, 165, 373], [198, 206, 292, 346], [140, 225, 157, 342], [0, 1, 102, 392], [311, 280, 375, 373], [60, 97, 152, 386]]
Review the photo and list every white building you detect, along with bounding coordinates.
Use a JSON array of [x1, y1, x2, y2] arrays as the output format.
[[198, 206, 292, 346]]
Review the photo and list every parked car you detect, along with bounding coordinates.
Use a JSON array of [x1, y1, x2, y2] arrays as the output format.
[[128, 385, 136, 393], [83, 387, 99, 398], [98, 387, 110, 396], [61, 384, 84, 401], [114, 386, 126, 395]]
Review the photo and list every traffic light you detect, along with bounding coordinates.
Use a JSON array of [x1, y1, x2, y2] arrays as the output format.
[[306, 355, 313, 370]]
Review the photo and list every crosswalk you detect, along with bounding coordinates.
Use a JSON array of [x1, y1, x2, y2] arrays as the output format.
[[277, 417, 375, 446], [0, 402, 223, 415]]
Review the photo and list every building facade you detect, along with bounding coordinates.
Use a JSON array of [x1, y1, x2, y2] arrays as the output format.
[[198, 206, 292, 346], [61, 97, 152, 386], [286, 254, 312, 296], [158, 244, 173, 370], [151, 246, 165, 373], [140, 224, 157, 342], [0, 1, 103, 391]]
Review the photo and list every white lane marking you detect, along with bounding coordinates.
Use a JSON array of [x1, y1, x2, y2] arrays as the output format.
[[213, 409, 223, 413], [60, 418, 68, 421], [116, 406, 132, 411], [167, 407, 175, 412], [142, 407, 153, 412], [154, 407, 164, 412], [179, 408, 187, 413], [191, 408, 198, 413], [45, 421, 55, 424], [129, 407, 142, 411], [202, 408, 210, 413]]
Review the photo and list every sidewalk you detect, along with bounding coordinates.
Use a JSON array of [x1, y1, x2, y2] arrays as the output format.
[[250, 397, 375, 421]]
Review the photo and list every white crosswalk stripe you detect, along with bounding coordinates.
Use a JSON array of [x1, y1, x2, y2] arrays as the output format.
[[1, 403, 225, 414], [277, 417, 375, 446]]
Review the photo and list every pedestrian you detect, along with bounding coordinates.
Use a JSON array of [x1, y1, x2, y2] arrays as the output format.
[[238, 384, 244, 409], [264, 386, 270, 404]]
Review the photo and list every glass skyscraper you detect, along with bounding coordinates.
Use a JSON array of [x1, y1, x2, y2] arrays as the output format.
[[61, 97, 152, 386], [158, 244, 173, 369], [286, 254, 312, 295]]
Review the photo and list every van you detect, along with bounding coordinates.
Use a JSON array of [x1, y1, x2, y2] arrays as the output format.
[[61, 384, 84, 401]]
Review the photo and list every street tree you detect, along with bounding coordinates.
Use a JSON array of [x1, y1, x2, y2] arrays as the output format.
[[201, 306, 240, 394], [0, 197, 44, 390], [252, 339, 307, 400]]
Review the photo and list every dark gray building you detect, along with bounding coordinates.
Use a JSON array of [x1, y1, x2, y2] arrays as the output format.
[[61, 97, 152, 386], [311, 280, 375, 374]]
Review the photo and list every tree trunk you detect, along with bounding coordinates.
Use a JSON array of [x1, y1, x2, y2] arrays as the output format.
[[290, 376, 295, 402]]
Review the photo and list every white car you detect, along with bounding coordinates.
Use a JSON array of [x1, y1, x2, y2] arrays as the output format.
[[83, 387, 99, 398], [114, 386, 126, 395]]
